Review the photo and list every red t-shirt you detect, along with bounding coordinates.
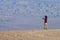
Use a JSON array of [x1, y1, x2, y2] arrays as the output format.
[[45, 18, 47, 23], [43, 18, 47, 23]]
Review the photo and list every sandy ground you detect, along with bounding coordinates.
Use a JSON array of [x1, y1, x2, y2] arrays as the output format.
[[0, 29, 60, 40]]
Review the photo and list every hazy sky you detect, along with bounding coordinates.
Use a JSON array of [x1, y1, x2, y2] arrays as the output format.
[[0, 0, 60, 30]]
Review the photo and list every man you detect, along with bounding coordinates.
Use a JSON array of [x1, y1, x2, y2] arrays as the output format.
[[42, 16, 48, 30]]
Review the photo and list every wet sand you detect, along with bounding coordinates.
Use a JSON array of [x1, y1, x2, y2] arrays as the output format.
[[0, 29, 60, 40]]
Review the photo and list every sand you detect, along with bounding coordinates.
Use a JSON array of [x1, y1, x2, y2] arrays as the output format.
[[0, 29, 60, 40]]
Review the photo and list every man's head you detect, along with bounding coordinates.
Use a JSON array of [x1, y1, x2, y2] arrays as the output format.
[[45, 16, 47, 18]]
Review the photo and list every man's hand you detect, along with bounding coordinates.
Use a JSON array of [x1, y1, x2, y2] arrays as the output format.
[[42, 18, 44, 20]]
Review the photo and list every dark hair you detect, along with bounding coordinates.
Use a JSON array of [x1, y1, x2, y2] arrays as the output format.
[[45, 16, 47, 18]]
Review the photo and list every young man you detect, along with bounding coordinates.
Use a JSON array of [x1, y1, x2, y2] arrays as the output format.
[[42, 16, 48, 30]]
